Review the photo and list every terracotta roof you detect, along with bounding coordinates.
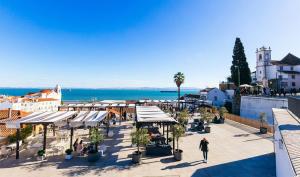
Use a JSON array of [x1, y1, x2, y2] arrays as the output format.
[[36, 98, 59, 102], [0, 110, 30, 137], [271, 53, 300, 66], [40, 89, 53, 94]]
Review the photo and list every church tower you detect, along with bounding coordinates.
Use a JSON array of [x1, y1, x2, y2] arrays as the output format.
[[256, 46, 272, 86], [54, 84, 62, 100]]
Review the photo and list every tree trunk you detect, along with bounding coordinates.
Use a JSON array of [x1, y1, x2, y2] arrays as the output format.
[[178, 86, 180, 111]]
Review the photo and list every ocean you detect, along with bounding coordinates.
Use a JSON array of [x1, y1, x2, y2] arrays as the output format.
[[0, 88, 198, 101]]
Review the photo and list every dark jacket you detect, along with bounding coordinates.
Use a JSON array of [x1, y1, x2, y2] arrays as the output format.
[[200, 139, 209, 152]]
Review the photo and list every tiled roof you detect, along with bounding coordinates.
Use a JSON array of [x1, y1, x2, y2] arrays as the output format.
[[40, 89, 53, 94], [0, 110, 30, 137], [271, 53, 300, 66], [278, 70, 300, 74]]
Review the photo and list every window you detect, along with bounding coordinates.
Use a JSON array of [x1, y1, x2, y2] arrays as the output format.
[[259, 54, 262, 60], [292, 82, 296, 87], [291, 66, 294, 71], [278, 75, 282, 80], [214, 96, 217, 101], [292, 75, 295, 79], [279, 66, 283, 71]]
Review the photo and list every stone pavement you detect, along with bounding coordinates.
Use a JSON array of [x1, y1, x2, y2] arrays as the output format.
[[0, 121, 275, 177]]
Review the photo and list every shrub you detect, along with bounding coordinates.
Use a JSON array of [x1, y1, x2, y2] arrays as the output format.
[[37, 149, 45, 156]]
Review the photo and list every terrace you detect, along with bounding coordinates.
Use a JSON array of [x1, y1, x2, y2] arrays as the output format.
[[0, 110, 275, 177]]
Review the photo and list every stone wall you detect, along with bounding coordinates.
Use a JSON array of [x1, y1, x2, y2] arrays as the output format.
[[225, 113, 274, 133]]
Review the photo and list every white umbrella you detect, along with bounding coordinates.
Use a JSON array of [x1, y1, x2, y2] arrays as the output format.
[[239, 84, 253, 88]]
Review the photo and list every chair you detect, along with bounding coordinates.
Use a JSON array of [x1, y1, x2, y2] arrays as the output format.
[[1, 146, 10, 158]]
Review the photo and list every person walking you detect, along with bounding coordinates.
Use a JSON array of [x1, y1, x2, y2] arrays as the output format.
[[199, 138, 209, 163]]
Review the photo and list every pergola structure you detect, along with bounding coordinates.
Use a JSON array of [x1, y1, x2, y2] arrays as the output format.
[[3, 110, 108, 159], [137, 99, 198, 111], [135, 106, 178, 154]]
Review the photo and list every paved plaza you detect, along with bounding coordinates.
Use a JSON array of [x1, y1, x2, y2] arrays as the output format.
[[0, 121, 275, 177]]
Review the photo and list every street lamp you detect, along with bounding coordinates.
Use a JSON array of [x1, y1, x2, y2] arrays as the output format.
[[234, 65, 240, 87]]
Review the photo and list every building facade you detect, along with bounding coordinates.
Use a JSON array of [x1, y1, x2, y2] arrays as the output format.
[[253, 46, 300, 90], [0, 85, 62, 112], [200, 88, 233, 107]]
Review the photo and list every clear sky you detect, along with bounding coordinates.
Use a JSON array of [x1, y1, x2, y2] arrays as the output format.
[[0, 0, 300, 88]]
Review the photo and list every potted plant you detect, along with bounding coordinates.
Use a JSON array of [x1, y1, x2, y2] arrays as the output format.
[[218, 107, 228, 124], [200, 108, 214, 133], [37, 149, 45, 161], [178, 109, 189, 130], [87, 127, 103, 162], [173, 124, 185, 161], [65, 149, 73, 160], [131, 128, 150, 164], [259, 112, 268, 134]]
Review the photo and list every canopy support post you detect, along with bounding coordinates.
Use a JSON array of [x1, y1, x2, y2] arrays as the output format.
[[166, 125, 169, 145], [43, 124, 47, 152], [16, 128, 20, 159], [162, 123, 165, 136], [70, 127, 74, 150], [172, 125, 175, 154]]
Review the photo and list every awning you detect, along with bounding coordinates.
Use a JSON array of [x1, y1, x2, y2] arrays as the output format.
[[136, 106, 177, 123]]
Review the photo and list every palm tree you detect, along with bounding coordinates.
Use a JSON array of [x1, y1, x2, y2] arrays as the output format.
[[174, 72, 185, 110]]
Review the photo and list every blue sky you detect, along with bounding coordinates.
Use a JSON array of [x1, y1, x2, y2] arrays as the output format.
[[0, 0, 300, 88]]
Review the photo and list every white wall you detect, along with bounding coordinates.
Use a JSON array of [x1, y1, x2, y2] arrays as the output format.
[[274, 119, 296, 177], [240, 96, 288, 124]]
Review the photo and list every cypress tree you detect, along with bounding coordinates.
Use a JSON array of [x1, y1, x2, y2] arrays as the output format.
[[230, 38, 251, 86]]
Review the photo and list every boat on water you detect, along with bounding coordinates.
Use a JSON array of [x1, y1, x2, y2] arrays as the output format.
[[160, 90, 177, 93]]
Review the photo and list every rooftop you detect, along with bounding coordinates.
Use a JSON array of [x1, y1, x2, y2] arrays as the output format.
[[273, 108, 300, 176], [271, 53, 300, 66]]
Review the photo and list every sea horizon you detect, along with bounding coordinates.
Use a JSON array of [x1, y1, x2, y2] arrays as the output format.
[[0, 88, 199, 101]]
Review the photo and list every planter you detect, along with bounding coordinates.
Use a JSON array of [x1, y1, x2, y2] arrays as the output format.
[[65, 154, 73, 160], [132, 151, 142, 164], [219, 118, 225, 124], [204, 126, 211, 133], [87, 152, 100, 162], [174, 149, 183, 161], [37, 155, 45, 161], [260, 127, 268, 134]]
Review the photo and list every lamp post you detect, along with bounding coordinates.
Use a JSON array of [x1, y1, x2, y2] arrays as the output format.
[[234, 65, 240, 87]]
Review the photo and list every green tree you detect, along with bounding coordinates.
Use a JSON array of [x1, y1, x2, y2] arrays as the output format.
[[174, 72, 185, 110], [219, 107, 228, 118], [173, 124, 185, 150], [131, 128, 150, 153], [89, 127, 104, 151], [230, 38, 251, 86], [178, 109, 189, 126]]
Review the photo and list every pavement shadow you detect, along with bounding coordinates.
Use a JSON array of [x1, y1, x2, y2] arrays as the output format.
[[161, 160, 204, 170], [191, 153, 276, 177], [279, 124, 300, 131]]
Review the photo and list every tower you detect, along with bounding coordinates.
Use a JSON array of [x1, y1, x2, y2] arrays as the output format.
[[256, 46, 272, 87], [54, 84, 62, 100]]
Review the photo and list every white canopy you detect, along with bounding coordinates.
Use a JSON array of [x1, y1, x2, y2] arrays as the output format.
[[136, 106, 177, 123], [69, 111, 107, 127], [6, 111, 77, 128]]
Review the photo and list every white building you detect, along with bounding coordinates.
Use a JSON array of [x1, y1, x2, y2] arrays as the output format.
[[0, 85, 62, 112], [200, 88, 233, 107], [254, 46, 300, 90], [273, 108, 300, 177]]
